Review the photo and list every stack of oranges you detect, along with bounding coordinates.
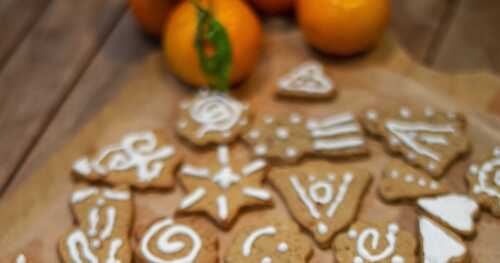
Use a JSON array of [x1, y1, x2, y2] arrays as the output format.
[[129, 0, 390, 87]]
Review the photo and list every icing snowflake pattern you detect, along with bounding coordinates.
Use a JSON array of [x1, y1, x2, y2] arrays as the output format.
[[347, 224, 405, 263], [178, 145, 271, 227], [277, 62, 334, 97]]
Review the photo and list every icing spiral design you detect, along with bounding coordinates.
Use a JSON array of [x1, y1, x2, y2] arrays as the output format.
[[140, 218, 202, 263], [190, 93, 243, 138]]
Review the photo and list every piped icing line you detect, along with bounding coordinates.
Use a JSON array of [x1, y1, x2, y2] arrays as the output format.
[[242, 160, 267, 176], [179, 187, 207, 209], [350, 223, 400, 262], [218, 145, 230, 166], [307, 113, 354, 130], [140, 218, 202, 263], [471, 157, 500, 198], [242, 226, 277, 256], [181, 165, 210, 178], [103, 189, 130, 200], [217, 195, 229, 220], [326, 173, 353, 217], [277, 62, 333, 94], [310, 123, 360, 138], [243, 187, 271, 200], [66, 229, 99, 263], [313, 137, 365, 151], [16, 254, 26, 263], [106, 238, 123, 263], [72, 187, 99, 204], [289, 176, 321, 219]]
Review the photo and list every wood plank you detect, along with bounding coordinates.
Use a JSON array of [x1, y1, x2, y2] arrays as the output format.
[[1, 11, 156, 196], [432, 0, 500, 73], [0, 0, 50, 69], [0, 0, 127, 192], [389, 0, 450, 62]]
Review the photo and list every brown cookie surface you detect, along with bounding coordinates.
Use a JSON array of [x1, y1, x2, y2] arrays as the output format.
[[134, 217, 218, 263], [466, 146, 500, 217], [72, 130, 182, 189], [243, 112, 368, 163], [269, 161, 372, 247], [418, 217, 469, 263], [177, 144, 272, 229], [361, 106, 469, 177], [417, 194, 479, 237], [225, 217, 312, 263], [334, 221, 417, 263], [176, 91, 250, 145], [275, 62, 336, 99], [59, 185, 133, 263], [379, 160, 448, 202]]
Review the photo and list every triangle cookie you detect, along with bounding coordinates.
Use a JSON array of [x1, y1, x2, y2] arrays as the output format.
[[417, 194, 479, 237], [418, 217, 468, 263], [276, 62, 335, 99]]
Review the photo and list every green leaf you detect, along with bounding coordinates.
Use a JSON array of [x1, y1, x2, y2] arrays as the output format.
[[191, 1, 232, 92]]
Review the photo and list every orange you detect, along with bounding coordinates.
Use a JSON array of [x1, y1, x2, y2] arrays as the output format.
[[297, 0, 389, 55], [164, 0, 262, 87], [129, 0, 179, 37], [250, 0, 295, 14]]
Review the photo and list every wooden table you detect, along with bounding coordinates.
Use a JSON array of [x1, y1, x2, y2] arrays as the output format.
[[1, 0, 499, 207]]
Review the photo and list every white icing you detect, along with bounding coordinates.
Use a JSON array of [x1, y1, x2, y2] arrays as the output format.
[[73, 131, 175, 182], [189, 92, 244, 138], [366, 110, 378, 121], [326, 173, 352, 217], [243, 187, 271, 200], [307, 113, 354, 130], [328, 173, 336, 181], [102, 190, 130, 200], [417, 194, 478, 232], [473, 156, 500, 199], [347, 229, 357, 239], [255, 144, 268, 156], [404, 175, 414, 183], [424, 107, 435, 117], [310, 123, 360, 138], [106, 238, 123, 263], [242, 226, 277, 256], [275, 127, 289, 140], [400, 107, 412, 118], [72, 187, 98, 204], [140, 218, 202, 263], [217, 145, 230, 165], [16, 254, 26, 263], [277, 242, 288, 253], [213, 146, 241, 189], [289, 113, 302, 124], [264, 116, 274, 124], [355, 224, 399, 262], [385, 121, 456, 162], [180, 187, 207, 209], [290, 176, 321, 220], [317, 223, 328, 235], [313, 137, 365, 151], [248, 130, 260, 140], [88, 208, 99, 237], [66, 229, 99, 263], [261, 257, 272, 263], [494, 146, 500, 157], [277, 62, 333, 95], [177, 120, 188, 129], [392, 255, 405, 263], [418, 178, 427, 187], [419, 217, 466, 263], [181, 165, 210, 178], [242, 160, 267, 176], [430, 181, 439, 190], [99, 207, 116, 242], [217, 195, 229, 220], [419, 134, 448, 145], [390, 170, 399, 178], [285, 147, 298, 158], [309, 181, 333, 204], [427, 162, 437, 172]]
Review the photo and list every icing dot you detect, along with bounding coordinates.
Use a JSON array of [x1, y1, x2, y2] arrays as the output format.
[[255, 145, 268, 156], [261, 257, 272, 263], [484, 163, 494, 172], [248, 130, 260, 140], [96, 198, 105, 206], [495, 171, 500, 187], [389, 136, 400, 146], [390, 170, 399, 179], [353, 256, 364, 263], [366, 110, 378, 121], [347, 229, 357, 239], [407, 152, 417, 160], [289, 113, 302, 124], [430, 181, 439, 190], [427, 162, 437, 172], [92, 239, 101, 249], [328, 173, 336, 181], [222, 131, 231, 138], [276, 127, 289, 140], [494, 147, 500, 157], [344, 172, 354, 182], [388, 223, 399, 233], [239, 118, 248, 126], [418, 178, 427, 187], [264, 116, 274, 124], [400, 107, 411, 118], [277, 242, 288, 253], [317, 222, 328, 235], [392, 255, 405, 263], [177, 120, 188, 129], [308, 175, 316, 182], [306, 120, 318, 130], [404, 174, 415, 183], [473, 185, 482, 194], [424, 107, 435, 117], [286, 147, 297, 158]]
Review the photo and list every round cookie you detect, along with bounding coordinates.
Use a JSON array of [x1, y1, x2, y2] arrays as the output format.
[[72, 130, 182, 189], [334, 221, 417, 263], [361, 106, 469, 177], [276, 62, 336, 99], [177, 144, 272, 229], [225, 217, 313, 263], [466, 146, 500, 217], [176, 91, 250, 145], [134, 217, 218, 263]]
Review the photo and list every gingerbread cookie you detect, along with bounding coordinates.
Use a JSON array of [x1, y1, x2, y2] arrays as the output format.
[[243, 112, 368, 163], [225, 217, 313, 263], [176, 91, 250, 145], [73, 130, 182, 189], [177, 144, 272, 229], [135, 217, 218, 263], [418, 217, 469, 263], [417, 194, 479, 237], [379, 160, 448, 202], [361, 106, 469, 177], [59, 185, 133, 263], [334, 221, 417, 263], [466, 146, 500, 217], [276, 62, 335, 99], [269, 161, 372, 247]]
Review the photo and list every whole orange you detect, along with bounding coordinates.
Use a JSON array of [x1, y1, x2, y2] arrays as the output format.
[[164, 0, 262, 87], [129, 0, 179, 37], [250, 0, 295, 14], [297, 0, 389, 55]]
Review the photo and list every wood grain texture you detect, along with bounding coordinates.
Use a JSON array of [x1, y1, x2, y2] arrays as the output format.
[[0, 0, 126, 191], [2, 12, 156, 196], [0, 0, 50, 70], [0, 22, 499, 261]]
